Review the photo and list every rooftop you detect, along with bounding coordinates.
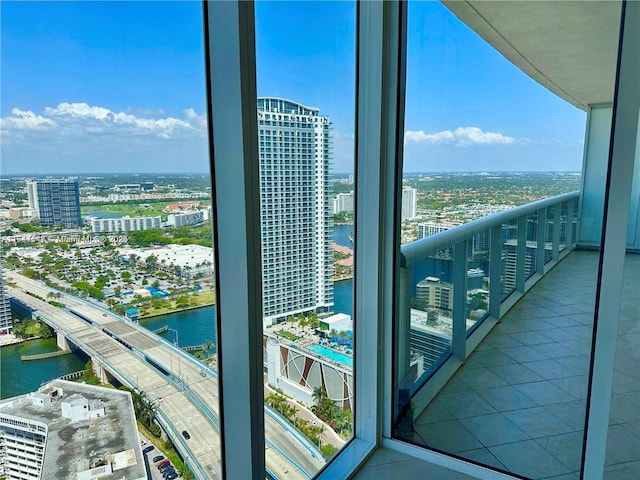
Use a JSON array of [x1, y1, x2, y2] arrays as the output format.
[[0, 380, 145, 480]]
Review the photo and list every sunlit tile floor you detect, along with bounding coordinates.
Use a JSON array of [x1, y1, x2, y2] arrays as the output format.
[[404, 251, 640, 480]]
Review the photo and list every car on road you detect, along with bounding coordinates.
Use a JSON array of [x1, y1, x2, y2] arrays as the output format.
[[152, 455, 164, 463], [143, 445, 154, 454], [181, 430, 191, 440]]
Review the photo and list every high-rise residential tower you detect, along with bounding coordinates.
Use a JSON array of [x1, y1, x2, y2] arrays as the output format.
[[401, 186, 417, 221], [0, 268, 12, 334], [27, 179, 82, 228], [257, 98, 333, 327]]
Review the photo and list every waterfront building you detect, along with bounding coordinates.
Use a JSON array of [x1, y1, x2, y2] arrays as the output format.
[[90, 215, 162, 233], [401, 186, 417, 221], [332, 191, 355, 214], [0, 380, 145, 480], [0, 268, 13, 334], [27, 179, 82, 228], [257, 97, 333, 327]]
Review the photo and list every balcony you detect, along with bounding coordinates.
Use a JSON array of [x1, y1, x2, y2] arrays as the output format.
[[390, 192, 640, 479]]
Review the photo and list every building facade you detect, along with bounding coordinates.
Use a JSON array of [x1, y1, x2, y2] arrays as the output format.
[[257, 97, 333, 326], [417, 222, 451, 239], [28, 179, 82, 228], [166, 211, 205, 228], [332, 191, 354, 214], [0, 269, 13, 334], [0, 381, 145, 480], [90, 216, 162, 233], [401, 186, 417, 221], [416, 276, 454, 312]]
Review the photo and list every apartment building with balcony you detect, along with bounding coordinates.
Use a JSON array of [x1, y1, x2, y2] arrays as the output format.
[[26, 179, 82, 228], [257, 97, 334, 326]]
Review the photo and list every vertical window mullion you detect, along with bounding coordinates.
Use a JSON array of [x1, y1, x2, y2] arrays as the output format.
[[583, 1, 640, 477], [204, 2, 265, 479]]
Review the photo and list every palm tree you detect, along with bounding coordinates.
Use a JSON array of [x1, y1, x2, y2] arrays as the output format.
[[312, 386, 325, 405], [203, 340, 213, 358], [329, 329, 338, 341], [338, 330, 347, 344]]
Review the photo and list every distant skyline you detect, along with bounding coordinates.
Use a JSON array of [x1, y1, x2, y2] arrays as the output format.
[[1, 1, 586, 175]]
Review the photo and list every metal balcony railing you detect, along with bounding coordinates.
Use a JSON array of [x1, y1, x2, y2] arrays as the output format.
[[396, 191, 579, 413]]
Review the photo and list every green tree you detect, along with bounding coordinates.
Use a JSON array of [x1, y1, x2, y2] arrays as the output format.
[[312, 387, 325, 406]]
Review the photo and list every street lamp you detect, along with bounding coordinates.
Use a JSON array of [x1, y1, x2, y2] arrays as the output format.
[[167, 328, 181, 378], [167, 328, 179, 347]]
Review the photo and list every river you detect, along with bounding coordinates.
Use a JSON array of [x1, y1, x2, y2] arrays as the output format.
[[0, 338, 88, 399], [2, 225, 356, 399]]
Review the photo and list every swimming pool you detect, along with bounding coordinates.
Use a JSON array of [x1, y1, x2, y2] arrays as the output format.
[[308, 344, 353, 368]]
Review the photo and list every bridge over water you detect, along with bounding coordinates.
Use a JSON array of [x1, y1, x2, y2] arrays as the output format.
[[7, 273, 325, 480]]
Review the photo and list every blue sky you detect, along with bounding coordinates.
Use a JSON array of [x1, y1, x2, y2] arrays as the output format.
[[0, 1, 585, 175]]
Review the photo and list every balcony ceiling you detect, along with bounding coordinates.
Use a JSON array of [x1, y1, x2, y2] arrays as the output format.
[[442, 0, 622, 110]]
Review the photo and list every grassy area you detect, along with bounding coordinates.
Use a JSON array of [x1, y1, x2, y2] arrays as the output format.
[[81, 201, 176, 218], [138, 290, 215, 318], [277, 331, 299, 341]]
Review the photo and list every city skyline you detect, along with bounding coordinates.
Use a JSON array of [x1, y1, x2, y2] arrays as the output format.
[[1, 1, 585, 175]]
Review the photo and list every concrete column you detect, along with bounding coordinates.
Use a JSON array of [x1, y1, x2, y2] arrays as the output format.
[[56, 331, 69, 351]]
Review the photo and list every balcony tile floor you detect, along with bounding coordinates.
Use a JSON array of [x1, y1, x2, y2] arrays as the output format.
[[407, 251, 640, 479]]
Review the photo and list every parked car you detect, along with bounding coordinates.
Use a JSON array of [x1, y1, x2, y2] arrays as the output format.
[[181, 430, 191, 440], [157, 460, 170, 469], [143, 445, 154, 454], [152, 455, 164, 463]]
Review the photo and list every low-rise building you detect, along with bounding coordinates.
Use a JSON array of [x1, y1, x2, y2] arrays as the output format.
[[167, 211, 205, 228], [90, 215, 162, 233], [0, 380, 145, 480]]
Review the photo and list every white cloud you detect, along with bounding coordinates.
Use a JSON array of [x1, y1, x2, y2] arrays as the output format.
[[405, 126, 515, 147], [0, 108, 57, 131], [1, 102, 206, 141]]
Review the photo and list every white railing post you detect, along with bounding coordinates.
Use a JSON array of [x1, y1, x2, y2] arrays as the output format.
[[516, 215, 527, 292], [565, 199, 575, 249], [552, 204, 562, 260], [536, 208, 547, 274], [489, 226, 502, 319], [452, 241, 468, 359]]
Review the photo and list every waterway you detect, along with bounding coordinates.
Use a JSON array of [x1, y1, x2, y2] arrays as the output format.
[[0, 338, 88, 399], [2, 225, 356, 399]]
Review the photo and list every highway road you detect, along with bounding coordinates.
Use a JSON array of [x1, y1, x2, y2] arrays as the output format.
[[7, 273, 325, 480]]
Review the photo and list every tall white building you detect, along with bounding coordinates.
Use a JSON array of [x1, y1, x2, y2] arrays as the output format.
[[401, 186, 417, 221], [0, 268, 13, 334], [257, 97, 333, 326], [26, 182, 39, 211]]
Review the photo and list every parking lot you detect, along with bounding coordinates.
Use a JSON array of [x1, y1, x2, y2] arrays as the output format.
[[140, 434, 181, 480]]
